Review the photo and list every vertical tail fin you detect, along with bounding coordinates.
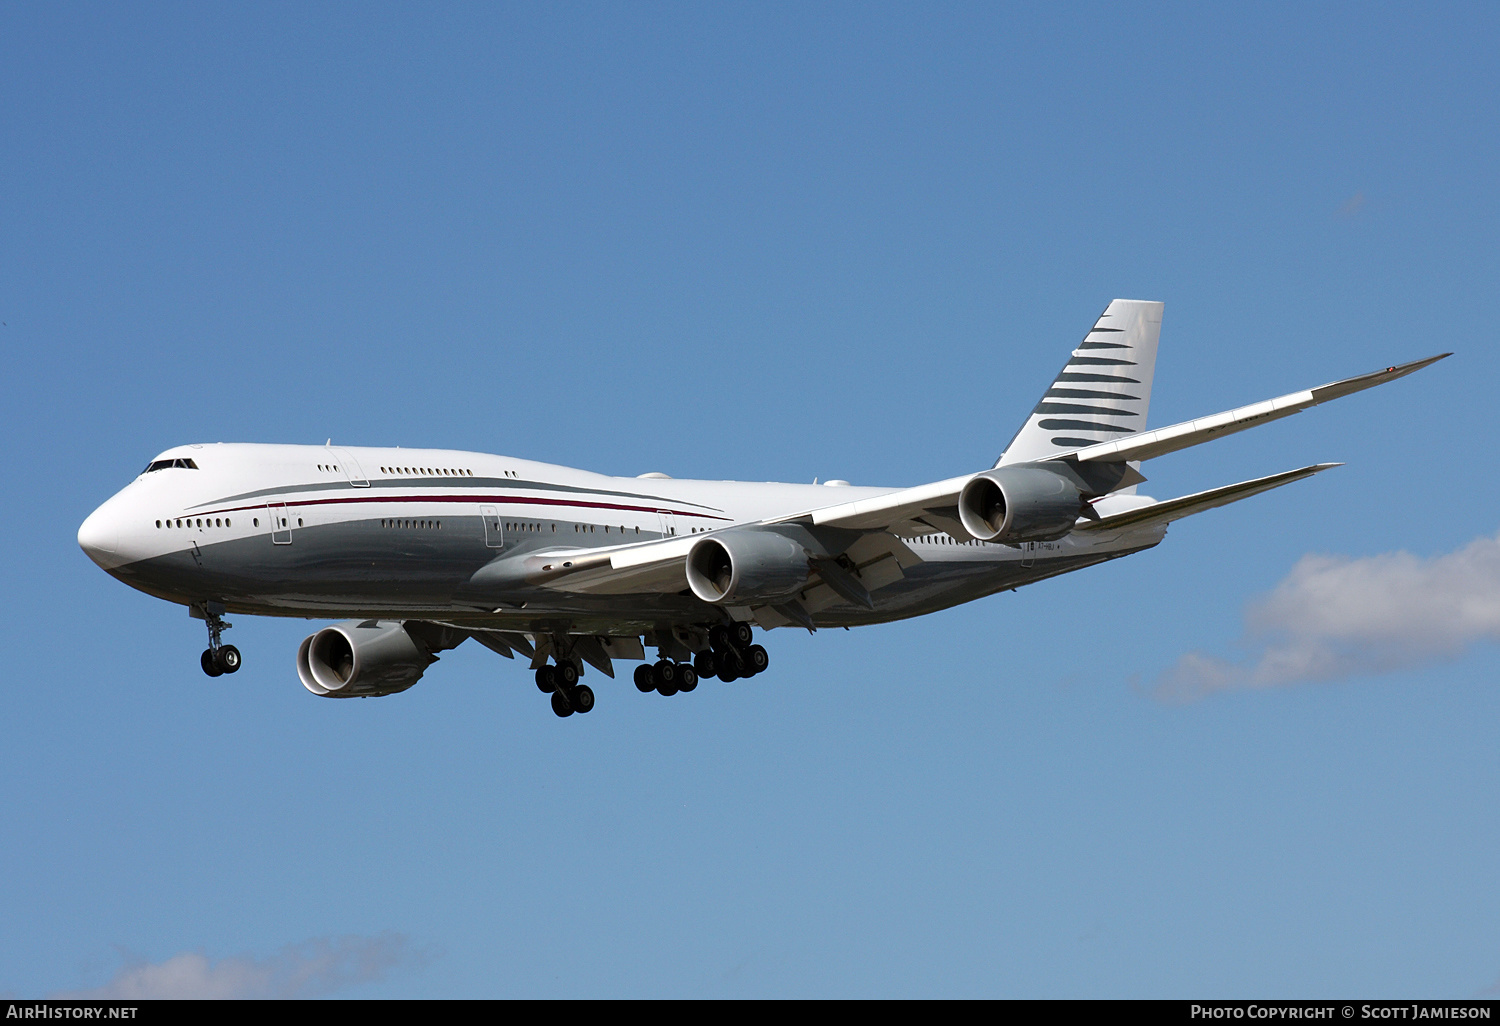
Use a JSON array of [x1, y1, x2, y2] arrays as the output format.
[[996, 299, 1163, 468]]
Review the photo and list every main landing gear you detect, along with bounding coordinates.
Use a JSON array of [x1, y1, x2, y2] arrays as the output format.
[[199, 606, 241, 678], [633, 623, 769, 697], [536, 662, 594, 718], [532, 623, 771, 716]]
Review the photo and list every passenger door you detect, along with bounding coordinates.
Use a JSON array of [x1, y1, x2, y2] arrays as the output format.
[[328, 447, 369, 487], [268, 502, 292, 545], [480, 506, 503, 548]]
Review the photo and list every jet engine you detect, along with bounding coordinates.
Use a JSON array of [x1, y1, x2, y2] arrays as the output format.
[[685, 529, 810, 605], [296, 620, 436, 698], [957, 465, 1089, 543]]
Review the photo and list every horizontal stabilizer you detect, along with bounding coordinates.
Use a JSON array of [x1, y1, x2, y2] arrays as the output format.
[[1059, 354, 1448, 466], [1076, 463, 1340, 533]]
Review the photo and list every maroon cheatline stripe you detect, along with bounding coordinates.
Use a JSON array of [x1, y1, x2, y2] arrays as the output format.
[[193, 493, 734, 521]]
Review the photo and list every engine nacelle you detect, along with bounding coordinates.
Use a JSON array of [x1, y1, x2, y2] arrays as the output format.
[[958, 465, 1087, 543], [685, 529, 810, 605], [296, 620, 435, 698]]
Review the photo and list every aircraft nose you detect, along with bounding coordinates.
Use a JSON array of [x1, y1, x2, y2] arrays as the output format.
[[78, 504, 121, 569]]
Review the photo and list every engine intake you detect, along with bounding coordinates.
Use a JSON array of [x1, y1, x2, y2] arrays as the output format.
[[296, 620, 435, 698], [958, 465, 1088, 543], [685, 529, 810, 605]]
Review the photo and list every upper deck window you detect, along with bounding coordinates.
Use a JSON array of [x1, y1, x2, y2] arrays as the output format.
[[143, 458, 199, 473]]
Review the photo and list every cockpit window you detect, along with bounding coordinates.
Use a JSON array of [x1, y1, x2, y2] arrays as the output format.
[[143, 458, 199, 473]]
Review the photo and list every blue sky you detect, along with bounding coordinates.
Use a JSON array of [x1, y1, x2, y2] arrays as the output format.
[[3, 3, 1498, 998]]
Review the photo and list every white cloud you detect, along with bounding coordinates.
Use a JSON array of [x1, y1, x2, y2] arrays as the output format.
[[55, 932, 430, 1000], [1150, 530, 1500, 702]]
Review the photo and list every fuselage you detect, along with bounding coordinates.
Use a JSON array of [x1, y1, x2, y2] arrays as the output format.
[[78, 442, 1164, 635]]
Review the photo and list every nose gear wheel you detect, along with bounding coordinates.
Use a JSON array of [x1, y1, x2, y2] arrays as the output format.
[[198, 605, 240, 677]]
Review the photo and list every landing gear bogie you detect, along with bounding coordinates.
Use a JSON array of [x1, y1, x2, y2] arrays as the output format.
[[550, 682, 595, 717], [643, 657, 710, 697]]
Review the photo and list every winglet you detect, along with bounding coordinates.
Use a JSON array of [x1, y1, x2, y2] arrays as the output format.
[[1309, 353, 1451, 404]]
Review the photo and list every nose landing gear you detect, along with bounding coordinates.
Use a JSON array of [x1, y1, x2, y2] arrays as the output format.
[[196, 603, 241, 677]]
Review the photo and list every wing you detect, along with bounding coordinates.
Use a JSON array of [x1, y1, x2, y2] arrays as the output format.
[[772, 354, 1447, 536], [1076, 464, 1340, 533], [478, 356, 1441, 603], [1059, 355, 1447, 466]]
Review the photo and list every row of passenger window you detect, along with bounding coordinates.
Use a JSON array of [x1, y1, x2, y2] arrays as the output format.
[[151, 515, 1005, 546], [572, 524, 643, 535], [156, 516, 303, 530], [380, 465, 474, 477], [158, 516, 230, 529]]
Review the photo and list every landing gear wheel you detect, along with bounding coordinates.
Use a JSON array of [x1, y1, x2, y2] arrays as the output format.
[[536, 665, 557, 693], [653, 659, 679, 696], [634, 664, 655, 693], [732, 623, 754, 647], [556, 661, 579, 687], [694, 651, 717, 680], [709, 625, 732, 650], [551, 690, 574, 717], [744, 644, 769, 676], [572, 684, 595, 713], [199, 605, 234, 676], [678, 664, 698, 692]]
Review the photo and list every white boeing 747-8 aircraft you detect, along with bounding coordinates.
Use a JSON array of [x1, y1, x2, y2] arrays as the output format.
[[79, 300, 1445, 717]]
